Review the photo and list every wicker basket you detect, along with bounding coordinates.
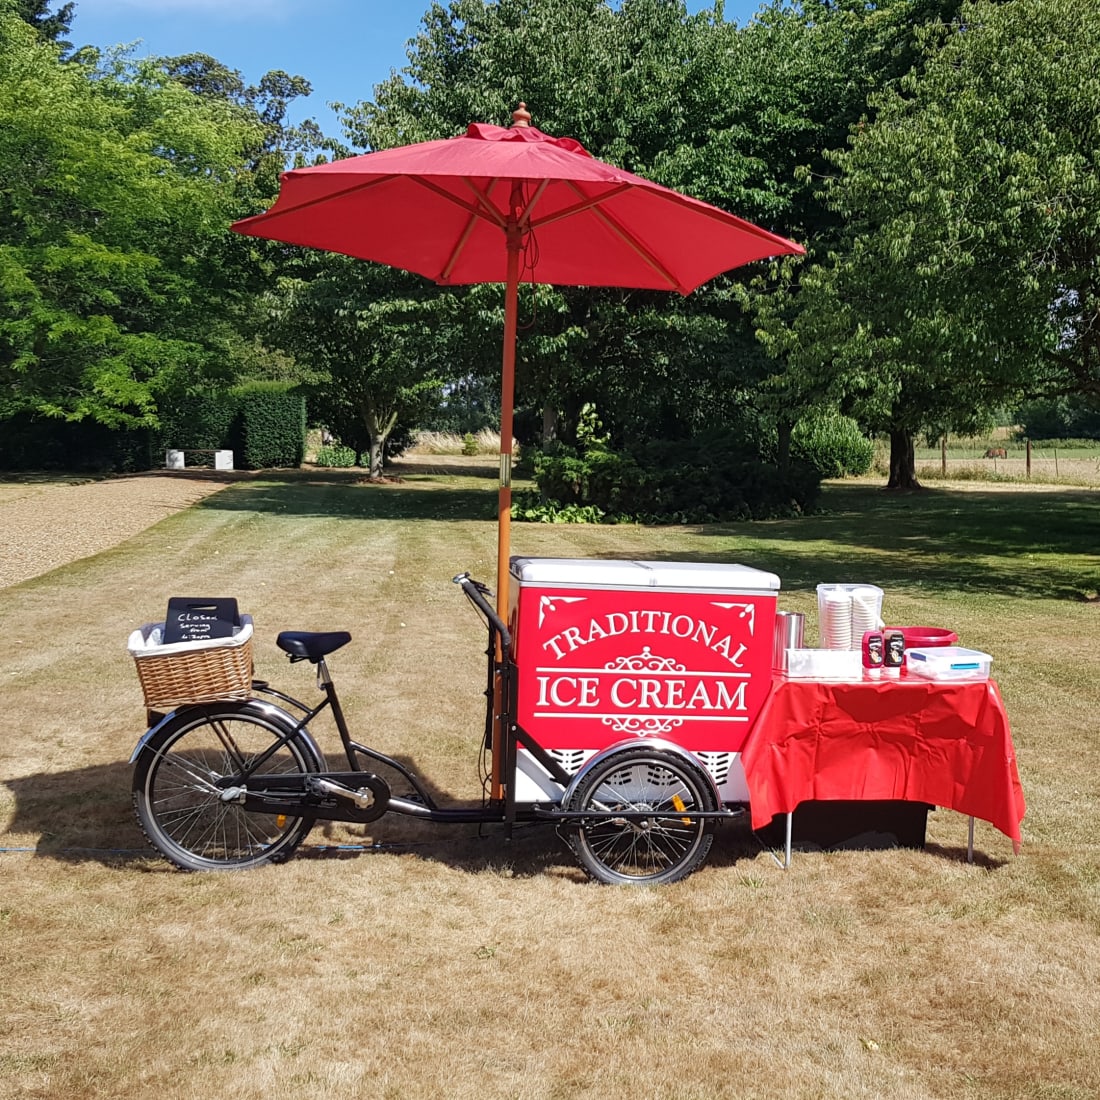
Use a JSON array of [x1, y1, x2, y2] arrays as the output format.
[[128, 617, 254, 709]]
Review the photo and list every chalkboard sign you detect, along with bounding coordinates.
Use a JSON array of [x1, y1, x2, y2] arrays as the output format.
[[163, 597, 240, 645]]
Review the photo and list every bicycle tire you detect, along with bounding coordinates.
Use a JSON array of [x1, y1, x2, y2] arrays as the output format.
[[566, 747, 717, 885], [132, 703, 321, 871]]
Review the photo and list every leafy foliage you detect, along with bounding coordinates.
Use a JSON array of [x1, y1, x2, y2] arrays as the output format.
[[314, 444, 358, 468], [0, 15, 271, 428], [791, 413, 874, 478], [523, 424, 821, 525], [767, 0, 1100, 486], [267, 255, 451, 478], [1015, 398, 1100, 441]]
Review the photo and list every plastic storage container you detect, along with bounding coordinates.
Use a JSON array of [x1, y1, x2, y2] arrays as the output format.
[[785, 648, 864, 681], [905, 645, 991, 681]]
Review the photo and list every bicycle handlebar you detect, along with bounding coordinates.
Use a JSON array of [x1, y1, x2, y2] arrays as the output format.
[[453, 572, 512, 651]]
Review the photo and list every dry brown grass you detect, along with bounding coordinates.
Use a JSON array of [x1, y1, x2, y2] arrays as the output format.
[[409, 428, 507, 455], [1, 470, 1098, 1099]]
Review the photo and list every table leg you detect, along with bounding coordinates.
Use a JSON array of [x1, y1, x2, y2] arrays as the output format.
[[968, 816, 975, 864], [785, 811, 793, 870]]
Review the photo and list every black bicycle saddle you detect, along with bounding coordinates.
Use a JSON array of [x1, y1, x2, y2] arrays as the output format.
[[276, 630, 352, 663]]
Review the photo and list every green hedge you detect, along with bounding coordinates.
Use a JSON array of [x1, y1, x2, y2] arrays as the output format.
[[0, 387, 307, 473], [0, 414, 155, 473], [157, 394, 241, 451], [230, 384, 306, 470]]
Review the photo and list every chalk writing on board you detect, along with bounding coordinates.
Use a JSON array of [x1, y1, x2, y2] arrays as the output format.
[[163, 597, 240, 644]]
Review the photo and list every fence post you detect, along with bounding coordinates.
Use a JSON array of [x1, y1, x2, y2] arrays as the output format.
[[1026, 438, 1031, 479], [941, 434, 947, 476]]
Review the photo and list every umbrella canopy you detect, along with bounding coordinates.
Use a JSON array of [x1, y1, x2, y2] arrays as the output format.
[[233, 110, 802, 293]]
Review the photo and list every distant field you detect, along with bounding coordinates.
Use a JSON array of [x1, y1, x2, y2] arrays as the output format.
[[896, 437, 1100, 486]]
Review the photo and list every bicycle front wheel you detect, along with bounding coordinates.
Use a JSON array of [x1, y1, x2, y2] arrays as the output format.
[[566, 748, 717, 885], [132, 703, 321, 871]]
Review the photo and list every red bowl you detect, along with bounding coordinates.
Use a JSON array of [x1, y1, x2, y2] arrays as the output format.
[[883, 626, 958, 648]]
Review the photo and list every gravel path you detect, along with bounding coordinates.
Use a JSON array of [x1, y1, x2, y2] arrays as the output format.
[[0, 471, 236, 589]]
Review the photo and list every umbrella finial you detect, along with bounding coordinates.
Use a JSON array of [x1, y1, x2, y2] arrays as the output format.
[[512, 102, 531, 128]]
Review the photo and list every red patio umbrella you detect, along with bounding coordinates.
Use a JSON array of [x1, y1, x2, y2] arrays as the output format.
[[232, 105, 803, 629]]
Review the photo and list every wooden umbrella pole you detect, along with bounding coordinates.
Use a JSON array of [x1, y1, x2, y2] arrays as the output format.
[[497, 232, 520, 624], [490, 220, 521, 799]]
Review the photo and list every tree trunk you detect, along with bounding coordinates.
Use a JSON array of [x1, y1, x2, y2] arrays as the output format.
[[886, 426, 922, 490], [367, 435, 386, 479], [541, 403, 558, 445], [776, 419, 793, 474], [362, 402, 398, 481]]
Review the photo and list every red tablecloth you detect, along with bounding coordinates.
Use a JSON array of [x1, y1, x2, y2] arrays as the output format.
[[739, 676, 1026, 849]]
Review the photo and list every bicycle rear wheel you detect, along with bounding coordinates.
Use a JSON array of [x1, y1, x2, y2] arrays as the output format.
[[132, 703, 321, 871]]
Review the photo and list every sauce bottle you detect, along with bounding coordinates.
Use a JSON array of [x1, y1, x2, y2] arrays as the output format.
[[883, 630, 905, 677], [862, 630, 884, 677]]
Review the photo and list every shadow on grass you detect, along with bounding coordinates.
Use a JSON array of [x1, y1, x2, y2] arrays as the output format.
[[192, 477, 1099, 602], [4, 755, 1000, 880], [193, 470, 498, 524], [659, 485, 1100, 602]]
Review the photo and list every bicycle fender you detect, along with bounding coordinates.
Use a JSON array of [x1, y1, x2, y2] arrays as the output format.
[[129, 710, 180, 763], [560, 737, 723, 810], [128, 699, 325, 768]]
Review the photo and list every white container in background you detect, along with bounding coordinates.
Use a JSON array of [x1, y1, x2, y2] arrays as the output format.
[[785, 647, 864, 681], [905, 646, 992, 681]]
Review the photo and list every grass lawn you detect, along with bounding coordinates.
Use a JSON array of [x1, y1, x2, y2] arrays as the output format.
[[1, 469, 1098, 1099]]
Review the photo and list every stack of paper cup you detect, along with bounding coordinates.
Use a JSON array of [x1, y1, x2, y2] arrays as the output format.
[[849, 586, 884, 648], [817, 583, 885, 650], [819, 587, 853, 650]]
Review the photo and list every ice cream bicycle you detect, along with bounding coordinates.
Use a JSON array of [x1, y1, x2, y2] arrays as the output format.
[[129, 557, 1025, 883]]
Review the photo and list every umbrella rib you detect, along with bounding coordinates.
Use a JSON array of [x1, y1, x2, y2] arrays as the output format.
[[240, 173, 401, 223], [441, 213, 480, 281], [517, 179, 550, 228], [526, 182, 633, 229], [457, 177, 509, 229], [559, 180, 682, 291], [439, 178, 512, 281]]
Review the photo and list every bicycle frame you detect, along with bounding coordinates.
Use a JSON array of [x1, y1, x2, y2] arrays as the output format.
[[131, 574, 738, 833]]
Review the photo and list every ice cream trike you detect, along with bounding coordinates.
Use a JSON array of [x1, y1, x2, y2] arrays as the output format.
[[129, 557, 1024, 884]]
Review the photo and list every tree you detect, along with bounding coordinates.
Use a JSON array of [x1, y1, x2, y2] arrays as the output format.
[[795, 0, 1100, 486], [267, 256, 453, 477], [339, 0, 755, 450], [0, 11, 269, 429], [13, 0, 72, 47]]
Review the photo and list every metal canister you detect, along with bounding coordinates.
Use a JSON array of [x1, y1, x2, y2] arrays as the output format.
[[773, 611, 805, 670]]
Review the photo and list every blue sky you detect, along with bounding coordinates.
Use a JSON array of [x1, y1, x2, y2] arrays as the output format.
[[69, 0, 765, 139]]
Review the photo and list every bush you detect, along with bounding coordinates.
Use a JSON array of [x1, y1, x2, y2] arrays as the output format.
[[523, 430, 820, 525], [791, 413, 873, 478], [461, 432, 479, 456], [314, 445, 358, 468], [1015, 398, 1100, 441]]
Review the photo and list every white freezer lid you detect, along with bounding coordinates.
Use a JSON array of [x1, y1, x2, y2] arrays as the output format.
[[510, 556, 780, 592]]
